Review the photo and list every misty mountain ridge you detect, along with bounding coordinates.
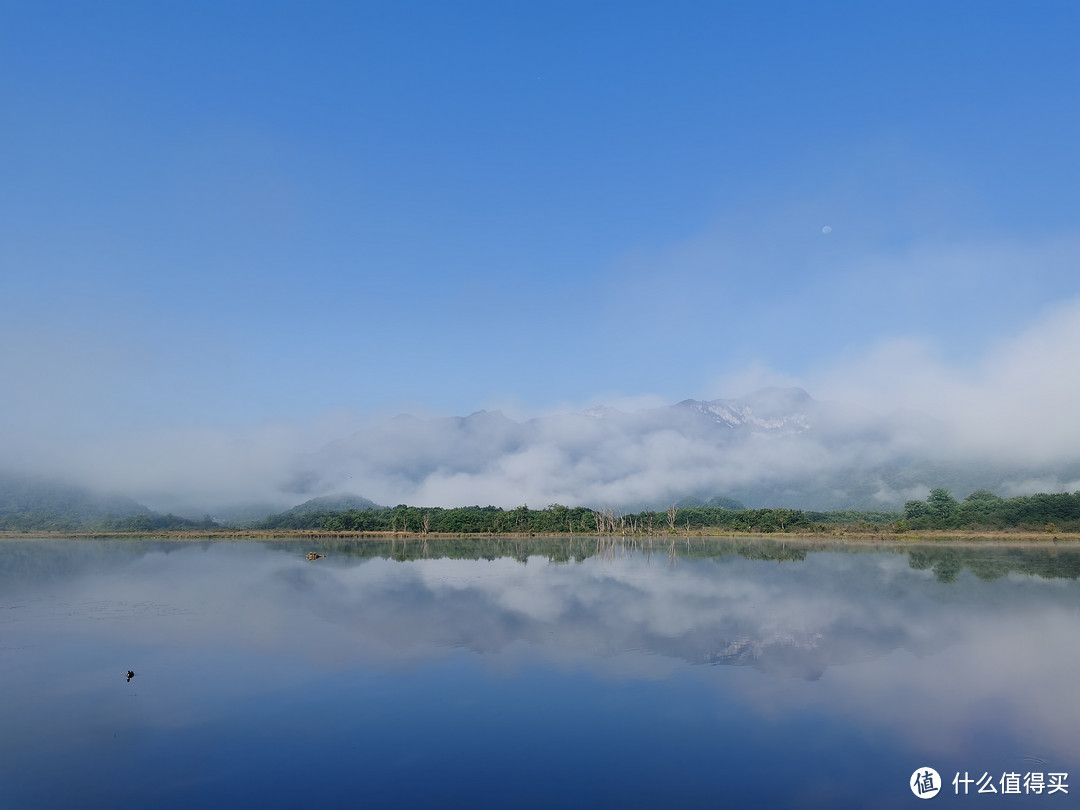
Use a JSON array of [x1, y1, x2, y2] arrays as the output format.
[[4, 387, 1079, 520], [677, 386, 815, 432], [278, 493, 383, 514], [291, 387, 1077, 512], [0, 473, 151, 521], [0, 474, 215, 532]]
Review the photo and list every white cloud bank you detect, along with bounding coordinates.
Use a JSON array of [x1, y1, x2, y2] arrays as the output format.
[[3, 294, 1080, 514], [810, 295, 1080, 463]]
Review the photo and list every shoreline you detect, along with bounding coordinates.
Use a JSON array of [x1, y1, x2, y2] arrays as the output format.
[[3, 529, 1079, 546]]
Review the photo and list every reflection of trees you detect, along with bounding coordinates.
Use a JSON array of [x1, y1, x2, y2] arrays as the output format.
[[10, 538, 1080, 687], [934, 551, 961, 584], [261, 536, 1080, 582], [25, 534, 1057, 583], [907, 546, 1080, 583], [910, 548, 962, 582], [19, 534, 1067, 582], [736, 543, 807, 562]]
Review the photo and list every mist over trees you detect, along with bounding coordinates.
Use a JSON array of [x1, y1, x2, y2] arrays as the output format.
[[0, 473, 218, 532], [4, 470, 1079, 536], [6, 387, 1080, 515]]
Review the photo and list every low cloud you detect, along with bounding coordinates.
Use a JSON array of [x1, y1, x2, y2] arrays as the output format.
[[810, 296, 1080, 464], [3, 294, 1080, 515], [283, 296, 1080, 509]]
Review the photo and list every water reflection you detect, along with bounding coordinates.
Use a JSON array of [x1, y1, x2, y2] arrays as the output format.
[[1, 538, 1077, 808]]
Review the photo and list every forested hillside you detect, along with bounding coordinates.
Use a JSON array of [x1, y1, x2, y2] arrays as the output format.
[[0, 474, 216, 532]]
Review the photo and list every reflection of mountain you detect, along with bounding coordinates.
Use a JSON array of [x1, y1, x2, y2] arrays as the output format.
[[7, 538, 1080, 801], [693, 624, 909, 681], [304, 548, 1063, 681], [5, 538, 1078, 686], [290, 387, 1080, 511], [697, 631, 856, 681], [231, 538, 1079, 681], [256, 538, 1080, 680]]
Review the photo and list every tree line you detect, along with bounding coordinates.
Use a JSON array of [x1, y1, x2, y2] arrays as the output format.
[[7, 488, 1077, 535], [263, 488, 1080, 535], [258, 503, 818, 535], [901, 489, 1080, 532]]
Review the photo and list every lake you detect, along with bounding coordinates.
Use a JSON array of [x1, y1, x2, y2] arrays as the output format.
[[1, 536, 1077, 808]]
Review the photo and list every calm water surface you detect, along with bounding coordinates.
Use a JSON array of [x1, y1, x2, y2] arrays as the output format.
[[1, 537, 1078, 808]]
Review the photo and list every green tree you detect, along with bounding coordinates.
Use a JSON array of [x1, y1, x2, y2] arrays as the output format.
[[904, 500, 929, 520], [514, 504, 530, 530], [927, 488, 959, 523]]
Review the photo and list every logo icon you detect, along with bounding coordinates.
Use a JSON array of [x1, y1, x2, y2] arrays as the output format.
[[911, 767, 941, 799]]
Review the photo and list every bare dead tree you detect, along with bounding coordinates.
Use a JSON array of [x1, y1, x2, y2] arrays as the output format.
[[667, 504, 678, 533], [599, 508, 616, 535]]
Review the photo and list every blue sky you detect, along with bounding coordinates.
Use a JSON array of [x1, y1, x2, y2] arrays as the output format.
[[2, 1, 1079, 504]]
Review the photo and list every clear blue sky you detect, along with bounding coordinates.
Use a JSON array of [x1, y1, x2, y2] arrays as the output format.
[[3, 0, 1078, 440]]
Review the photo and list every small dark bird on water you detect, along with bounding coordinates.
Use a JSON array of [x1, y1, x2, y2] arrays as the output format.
[[306, 552, 325, 560], [126, 670, 135, 682]]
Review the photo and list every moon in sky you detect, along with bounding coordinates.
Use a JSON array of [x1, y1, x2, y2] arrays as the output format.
[[821, 225, 832, 234]]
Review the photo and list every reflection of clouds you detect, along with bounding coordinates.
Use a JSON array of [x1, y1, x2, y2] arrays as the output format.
[[5, 542, 1080, 757], [6, 544, 1063, 674], [729, 607, 1080, 759]]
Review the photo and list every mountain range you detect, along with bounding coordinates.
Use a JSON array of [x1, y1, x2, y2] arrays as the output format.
[[3, 387, 1078, 524], [283, 386, 1078, 514]]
